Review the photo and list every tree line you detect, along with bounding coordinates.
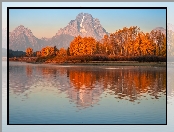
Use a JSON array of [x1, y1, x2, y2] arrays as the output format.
[[25, 26, 167, 62]]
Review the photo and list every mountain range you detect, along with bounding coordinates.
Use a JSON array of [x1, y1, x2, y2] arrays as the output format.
[[4, 13, 169, 52], [9, 13, 108, 51]]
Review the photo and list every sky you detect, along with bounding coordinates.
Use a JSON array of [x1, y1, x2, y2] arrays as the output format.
[[8, 8, 166, 39]]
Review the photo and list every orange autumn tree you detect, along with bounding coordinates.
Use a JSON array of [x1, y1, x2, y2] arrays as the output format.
[[125, 26, 140, 56], [26, 47, 33, 57], [110, 26, 140, 56], [95, 41, 103, 54], [41, 46, 55, 57], [58, 48, 67, 57], [143, 33, 156, 56], [32, 26, 166, 63], [102, 34, 110, 54], [36, 51, 41, 57], [98, 26, 166, 58], [135, 32, 152, 56], [69, 36, 97, 56]]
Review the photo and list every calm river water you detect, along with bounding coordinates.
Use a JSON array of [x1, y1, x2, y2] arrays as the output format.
[[8, 61, 166, 124]]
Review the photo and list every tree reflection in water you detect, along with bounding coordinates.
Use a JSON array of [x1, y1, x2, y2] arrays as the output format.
[[9, 64, 166, 108]]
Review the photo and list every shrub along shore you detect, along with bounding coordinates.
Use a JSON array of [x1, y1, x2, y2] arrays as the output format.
[[9, 55, 166, 67]]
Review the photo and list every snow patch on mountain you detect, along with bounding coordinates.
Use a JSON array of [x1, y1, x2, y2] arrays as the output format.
[[80, 15, 87, 33]]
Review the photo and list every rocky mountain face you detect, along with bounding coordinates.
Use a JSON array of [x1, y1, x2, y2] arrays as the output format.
[[9, 25, 75, 51], [56, 13, 108, 40], [9, 13, 108, 51], [9, 25, 43, 51]]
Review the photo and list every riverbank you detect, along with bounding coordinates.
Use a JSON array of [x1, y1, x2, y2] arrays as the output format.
[[59, 61, 166, 67], [24, 61, 166, 67], [9, 58, 166, 67]]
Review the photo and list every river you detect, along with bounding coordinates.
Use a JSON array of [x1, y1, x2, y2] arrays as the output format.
[[6, 61, 167, 124]]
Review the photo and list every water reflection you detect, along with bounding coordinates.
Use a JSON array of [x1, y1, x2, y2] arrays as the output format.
[[9, 63, 166, 109], [68, 66, 166, 105], [68, 68, 103, 108], [26, 65, 32, 77]]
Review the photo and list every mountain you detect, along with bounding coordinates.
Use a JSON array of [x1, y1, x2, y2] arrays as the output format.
[[46, 34, 74, 49], [2, 28, 7, 49], [152, 27, 166, 35], [56, 13, 108, 41], [9, 25, 44, 51], [9, 13, 109, 51], [9, 25, 75, 51], [42, 13, 108, 49]]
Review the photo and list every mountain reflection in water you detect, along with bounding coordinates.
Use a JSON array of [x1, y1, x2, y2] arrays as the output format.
[[9, 62, 166, 109]]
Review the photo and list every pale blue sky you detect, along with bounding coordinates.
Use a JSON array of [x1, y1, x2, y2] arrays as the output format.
[[8, 8, 166, 38]]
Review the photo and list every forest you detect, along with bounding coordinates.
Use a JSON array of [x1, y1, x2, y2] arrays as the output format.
[[9, 49, 26, 58], [17, 26, 170, 63]]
